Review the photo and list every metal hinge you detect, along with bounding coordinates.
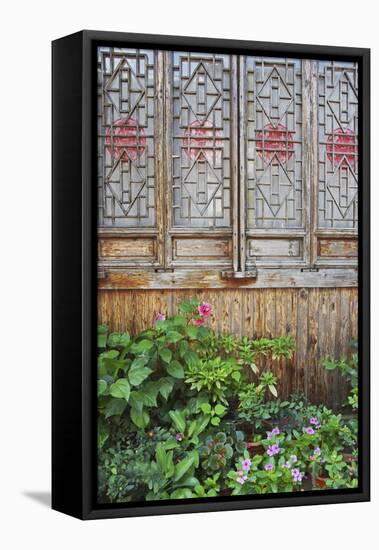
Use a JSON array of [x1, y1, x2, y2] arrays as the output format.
[[301, 267, 319, 272], [154, 268, 174, 273], [221, 268, 257, 280]]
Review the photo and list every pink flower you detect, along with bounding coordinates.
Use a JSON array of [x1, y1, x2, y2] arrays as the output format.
[[153, 312, 166, 323], [305, 427, 315, 435], [193, 317, 205, 326], [198, 302, 212, 318]]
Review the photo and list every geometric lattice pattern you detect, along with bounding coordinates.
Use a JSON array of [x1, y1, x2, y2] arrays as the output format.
[[171, 52, 232, 228], [245, 57, 303, 229], [97, 47, 156, 227], [318, 61, 358, 229]]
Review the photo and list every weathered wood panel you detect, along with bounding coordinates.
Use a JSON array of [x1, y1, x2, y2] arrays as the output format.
[[98, 268, 357, 289], [98, 287, 357, 408], [318, 238, 358, 258]]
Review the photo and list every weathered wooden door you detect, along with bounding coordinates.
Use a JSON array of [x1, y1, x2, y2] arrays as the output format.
[[97, 47, 358, 407]]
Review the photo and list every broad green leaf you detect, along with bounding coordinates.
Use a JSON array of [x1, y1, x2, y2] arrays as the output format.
[[156, 443, 167, 472], [131, 339, 154, 354], [129, 391, 143, 412], [200, 403, 212, 414], [159, 348, 172, 363], [154, 319, 169, 332], [173, 455, 195, 482], [139, 381, 160, 407], [179, 340, 189, 358], [186, 326, 198, 339], [97, 325, 108, 347], [102, 358, 128, 376], [231, 371, 241, 382], [97, 419, 109, 448], [128, 366, 153, 386], [192, 415, 210, 437], [168, 410, 186, 433], [175, 476, 199, 489], [167, 360, 184, 379], [130, 407, 149, 429], [97, 379, 107, 396], [171, 316, 187, 326], [162, 437, 179, 451], [166, 331, 183, 344], [211, 416, 221, 426], [214, 404, 226, 415], [183, 351, 198, 368], [158, 377, 175, 400], [104, 398, 127, 419], [179, 302, 195, 314], [109, 378, 130, 401], [130, 356, 148, 369], [107, 332, 130, 348], [98, 349, 119, 375]]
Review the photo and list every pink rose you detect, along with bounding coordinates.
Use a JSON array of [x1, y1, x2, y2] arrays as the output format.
[[194, 317, 205, 326], [198, 302, 212, 318]]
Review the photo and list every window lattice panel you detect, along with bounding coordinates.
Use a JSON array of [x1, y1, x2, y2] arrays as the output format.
[[245, 57, 303, 229], [97, 47, 156, 227], [318, 61, 358, 229], [171, 52, 232, 228]]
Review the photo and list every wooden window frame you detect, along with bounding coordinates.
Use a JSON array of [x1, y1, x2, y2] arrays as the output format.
[[97, 50, 358, 289]]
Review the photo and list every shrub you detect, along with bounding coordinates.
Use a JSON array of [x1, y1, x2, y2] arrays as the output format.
[[97, 298, 358, 502]]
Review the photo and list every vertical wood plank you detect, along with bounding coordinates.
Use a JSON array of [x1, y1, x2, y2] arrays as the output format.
[[97, 287, 358, 407], [296, 288, 309, 398]]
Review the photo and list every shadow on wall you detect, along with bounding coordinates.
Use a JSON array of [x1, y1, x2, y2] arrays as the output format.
[[22, 491, 51, 508]]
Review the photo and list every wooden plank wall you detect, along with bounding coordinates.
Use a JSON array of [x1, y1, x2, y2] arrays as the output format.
[[98, 288, 358, 409]]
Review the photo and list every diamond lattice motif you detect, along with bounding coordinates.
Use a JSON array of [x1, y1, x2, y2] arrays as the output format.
[[104, 57, 144, 119], [256, 67, 293, 126], [183, 62, 221, 123], [256, 159, 294, 217], [183, 154, 223, 216], [327, 71, 358, 129]]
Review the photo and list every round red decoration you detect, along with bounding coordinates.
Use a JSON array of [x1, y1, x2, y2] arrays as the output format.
[[255, 123, 295, 164], [105, 117, 146, 162], [326, 128, 357, 168], [182, 120, 222, 160]]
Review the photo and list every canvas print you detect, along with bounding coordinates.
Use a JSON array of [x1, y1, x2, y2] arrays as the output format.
[[96, 47, 359, 504]]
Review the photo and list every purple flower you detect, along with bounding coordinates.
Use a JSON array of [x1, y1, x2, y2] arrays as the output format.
[[267, 444, 281, 457], [310, 417, 319, 425], [242, 458, 251, 471], [282, 461, 291, 469], [153, 312, 166, 323], [290, 454, 297, 463], [175, 432, 183, 441], [265, 463, 274, 471], [267, 427, 280, 440], [314, 447, 322, 456], [291, 468, 304, 482], [236, 476, 247, 485], [305, 427, 315, 435]]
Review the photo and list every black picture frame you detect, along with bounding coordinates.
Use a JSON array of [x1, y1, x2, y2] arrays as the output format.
[[52, 30, 370, 520]]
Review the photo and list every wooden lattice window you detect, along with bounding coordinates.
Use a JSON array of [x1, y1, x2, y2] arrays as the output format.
[[97, 48, 358, 287]]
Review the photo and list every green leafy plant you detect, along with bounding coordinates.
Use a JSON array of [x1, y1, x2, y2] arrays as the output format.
[[97, 298, 358, 502]]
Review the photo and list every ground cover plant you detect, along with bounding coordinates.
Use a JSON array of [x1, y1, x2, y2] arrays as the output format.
[[97, 298, 358, 502]]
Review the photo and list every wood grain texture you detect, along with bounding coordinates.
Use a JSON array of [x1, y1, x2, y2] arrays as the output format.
[[98, 268, 357, 289], [318, 238, 358, 258], [98, 287, 357, 408]]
